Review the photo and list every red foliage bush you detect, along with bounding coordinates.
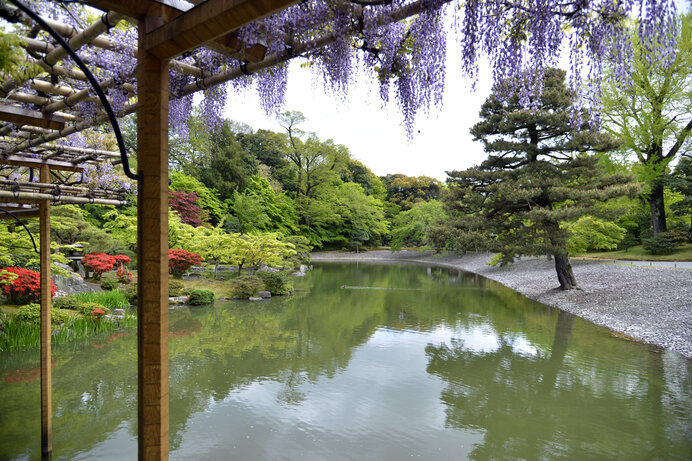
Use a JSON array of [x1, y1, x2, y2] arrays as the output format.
[[169, 190, 203, 227], [168, 249, 202, 276], [82, 252, 117, 280], [0, 267, 56, 302], [113, 254, 132, 268], [116, 266, 134, 284]]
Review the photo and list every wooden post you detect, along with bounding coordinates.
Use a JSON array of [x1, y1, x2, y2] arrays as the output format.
[[137, 23, 170, 461], [39, 163, 52, 458]]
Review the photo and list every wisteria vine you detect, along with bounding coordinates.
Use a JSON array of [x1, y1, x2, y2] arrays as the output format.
[[0, 0, 682, 175]]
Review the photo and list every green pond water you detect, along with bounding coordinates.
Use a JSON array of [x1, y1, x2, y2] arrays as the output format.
[[1, 262, 691, 460]]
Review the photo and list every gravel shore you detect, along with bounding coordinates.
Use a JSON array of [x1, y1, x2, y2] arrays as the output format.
[[311, 250, 692, 358]]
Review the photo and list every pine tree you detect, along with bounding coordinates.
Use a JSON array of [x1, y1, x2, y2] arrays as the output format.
[[437, 69, 636, 290]]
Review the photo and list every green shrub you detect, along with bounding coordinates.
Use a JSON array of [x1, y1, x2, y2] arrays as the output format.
[[643, 233, 680, 255], [15, 303, 72, 325], [120, 284, 137, 303], [77, 302, 110, 316], [188, 289, 214, 305], [666, 225, 690, 245], [256, 271, 292, 295], [73, 290, 129, 309], [100, 279, 120, 291], [617, 233, 639, 251], [228, 275, 264, 299], [168, 280, 186, 297], [52, 295, 80, 310]]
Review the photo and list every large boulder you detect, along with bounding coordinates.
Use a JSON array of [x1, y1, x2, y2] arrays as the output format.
[[52, 263, 99, 296]]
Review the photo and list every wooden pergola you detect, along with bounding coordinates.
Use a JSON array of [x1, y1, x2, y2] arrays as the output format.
[[0, 1, 297, 459]]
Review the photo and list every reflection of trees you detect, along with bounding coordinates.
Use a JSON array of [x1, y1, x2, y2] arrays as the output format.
[[2, 263, 690, 459], [425, 310, 690, 460]]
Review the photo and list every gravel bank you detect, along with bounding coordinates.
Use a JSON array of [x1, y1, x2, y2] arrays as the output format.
[[311, 250, 692, 358]]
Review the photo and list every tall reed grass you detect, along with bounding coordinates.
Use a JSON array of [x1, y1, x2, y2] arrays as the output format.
[[0, 310, 136, 351], [73, 290, 130, 309]]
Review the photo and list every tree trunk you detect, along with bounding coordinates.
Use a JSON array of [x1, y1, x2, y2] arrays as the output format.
[[554, 253, 577, 290], [649, 181, 667, 236]]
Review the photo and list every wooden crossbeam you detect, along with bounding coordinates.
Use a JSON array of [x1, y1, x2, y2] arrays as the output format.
[[144, 0, 297, 59], [0, 206, 40, 219], [1, 154, 86, 172], [0, 105, 65, 130]]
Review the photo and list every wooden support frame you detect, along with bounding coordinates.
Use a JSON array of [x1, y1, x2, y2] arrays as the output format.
[[0, 105, 65, 130], [144, 0, 297, 59], [136, 24, 170, 461], [39, 164, 52, 458]]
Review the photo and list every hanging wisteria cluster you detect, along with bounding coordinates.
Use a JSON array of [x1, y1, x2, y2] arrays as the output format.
[[0, 0, 682, 168]]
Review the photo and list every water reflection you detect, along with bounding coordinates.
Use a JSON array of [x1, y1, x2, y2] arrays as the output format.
[[0, 263, 690, 460]]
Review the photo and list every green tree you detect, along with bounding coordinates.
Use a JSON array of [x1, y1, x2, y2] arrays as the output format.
[[667, 156, 692, 234], [48, 205, 127, 253], [390, 200, 446, 251], [187, 227, 237, 278], [564, 216, 627, 255], [601, 14, 692, 236], [236, 129, 296, 193], [242, 175, 298, 235], [276, 111, 349, 225], [169, 171, 225, 224], [228, 189, 271, 235], [438, 68, 635, 290], [335, 182, 389, 248], [383, 174, 442, 210], [192, 119, 258, 198], [229, 233, 296, 274]]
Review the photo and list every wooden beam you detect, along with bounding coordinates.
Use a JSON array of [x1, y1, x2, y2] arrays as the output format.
[[144, 0, 297, 59], [0, 105, 65, 131], [137, 22, 170, 461], [1, 155, 86, 172], [0, 208, 39, 219], [78, 0, 156, 20], [39, 164, 52, 458]]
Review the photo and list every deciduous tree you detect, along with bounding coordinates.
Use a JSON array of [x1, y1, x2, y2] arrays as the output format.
[[601, 14, 692, 235]]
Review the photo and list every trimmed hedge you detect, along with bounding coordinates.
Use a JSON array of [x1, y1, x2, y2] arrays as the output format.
[[256, 271, 292, 295], [188, 289, 214, 305], [228, 275, 264, 299]]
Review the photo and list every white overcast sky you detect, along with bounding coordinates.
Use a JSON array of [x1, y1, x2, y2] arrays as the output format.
[[222, 1, 690, 182], [223, 32, 493, 182]]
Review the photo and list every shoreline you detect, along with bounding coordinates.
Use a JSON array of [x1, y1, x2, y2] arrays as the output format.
[[311, 250, 692, 358]]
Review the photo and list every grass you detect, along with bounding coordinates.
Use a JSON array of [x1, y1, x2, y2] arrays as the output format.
[[176, 277, 237, 299], [0, 310, 136, 351], [73, 290, 130, 309], [576, 243, 692, 262]]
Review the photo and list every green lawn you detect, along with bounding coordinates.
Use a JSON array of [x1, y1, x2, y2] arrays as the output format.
[[576, 243, 692, 262]]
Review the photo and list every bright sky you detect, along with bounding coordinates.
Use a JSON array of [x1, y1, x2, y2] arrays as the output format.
[[223, 1, 690, 182], [224, 34, 493, 182]]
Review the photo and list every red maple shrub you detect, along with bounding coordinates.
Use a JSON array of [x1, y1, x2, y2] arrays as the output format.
[[0, 267, 56, 302], [169, 190, 203, 227], [168, 249, 202, 277], [82, 252, 117, 280]]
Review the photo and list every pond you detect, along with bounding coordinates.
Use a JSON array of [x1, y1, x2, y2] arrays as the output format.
[[1, 262, 690, 460]]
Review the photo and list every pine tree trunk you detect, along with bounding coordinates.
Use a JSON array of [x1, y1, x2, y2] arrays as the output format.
[[554, 253, 577, 290], [649, 181, 667, 236]]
